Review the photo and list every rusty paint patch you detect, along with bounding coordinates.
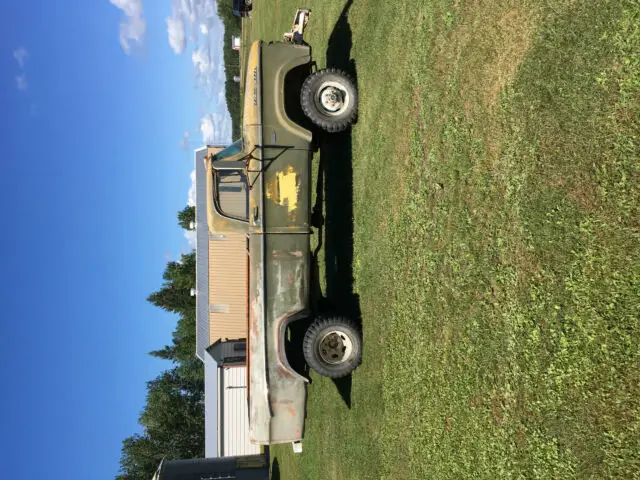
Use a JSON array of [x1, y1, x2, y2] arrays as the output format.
[[287, 407, 296, 417], [276, 365, 297, 380]]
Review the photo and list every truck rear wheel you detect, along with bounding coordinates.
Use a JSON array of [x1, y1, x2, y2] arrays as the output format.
[[300, 68, 358, 133], [303, 316, 362, 378]]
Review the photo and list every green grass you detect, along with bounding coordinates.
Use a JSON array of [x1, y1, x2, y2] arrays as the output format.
[[248, 1, 640, 478]]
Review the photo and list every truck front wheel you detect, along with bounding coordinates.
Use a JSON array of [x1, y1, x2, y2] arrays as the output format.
[[303, 316, 362, 378], [300, 68, 358, 133]]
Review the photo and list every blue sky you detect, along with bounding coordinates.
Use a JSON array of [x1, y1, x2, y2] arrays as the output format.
[[0, 1, 230, 478]]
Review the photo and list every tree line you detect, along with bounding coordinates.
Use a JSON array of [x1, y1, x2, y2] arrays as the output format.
[[217, 1, 242, 139], [115, 206, 204, 480]]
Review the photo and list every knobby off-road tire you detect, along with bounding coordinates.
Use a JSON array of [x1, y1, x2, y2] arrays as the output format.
[[300, 68, 358, 133], [303, 316, 362, 378]]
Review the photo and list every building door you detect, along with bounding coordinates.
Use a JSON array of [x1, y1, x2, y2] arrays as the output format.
[[222, 367, 260, 457]]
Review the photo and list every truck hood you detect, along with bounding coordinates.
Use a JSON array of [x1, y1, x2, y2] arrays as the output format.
[[243, 41, 261, 132]]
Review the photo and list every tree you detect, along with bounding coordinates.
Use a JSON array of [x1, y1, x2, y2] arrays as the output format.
[[148, 345, 176, 361], [116, 434, 162, 480], [140, 369, 205, 459], [177, 206, 195, 231], [116, 369, 205, 479], [147, 252, 196, 315], [147, 285, 194, 315], [117, 206, 204, 479]]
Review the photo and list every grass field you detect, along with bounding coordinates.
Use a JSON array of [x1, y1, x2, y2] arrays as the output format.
[[245, 1, 640, 478]]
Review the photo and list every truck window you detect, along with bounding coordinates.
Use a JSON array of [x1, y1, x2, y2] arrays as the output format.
[[214, 169, 249, 221], [212, 139, 243, 161]]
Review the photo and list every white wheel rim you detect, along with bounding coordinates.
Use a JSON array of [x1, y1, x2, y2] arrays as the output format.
[[318, 330, 354, 365], [315, 81, 350, 116]]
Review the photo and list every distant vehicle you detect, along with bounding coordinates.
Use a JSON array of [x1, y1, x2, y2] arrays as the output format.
[[232, 35, 241, 51], [204, 12, 360, 453], [232, 0, 252, 17]]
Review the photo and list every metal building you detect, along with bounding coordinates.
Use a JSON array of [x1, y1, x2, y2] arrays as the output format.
[[232, 35, 241, 51], [195, 146, 258, 458], [195, 146, 250, 358]]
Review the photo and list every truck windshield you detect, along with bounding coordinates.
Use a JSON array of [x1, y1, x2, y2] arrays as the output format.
[[212, 139, 243, 162], [214, 170, 249, 221]]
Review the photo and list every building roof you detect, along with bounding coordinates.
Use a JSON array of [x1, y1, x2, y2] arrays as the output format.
[[195, 147, 210, 361]]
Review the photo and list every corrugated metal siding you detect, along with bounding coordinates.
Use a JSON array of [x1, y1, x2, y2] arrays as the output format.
[[209, 233, 248, 344], [196, 146, 228, 361], [221, 367, 259, 457]]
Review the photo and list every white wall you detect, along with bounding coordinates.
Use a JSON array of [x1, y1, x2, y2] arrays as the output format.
[[220, 366, 260, 457]]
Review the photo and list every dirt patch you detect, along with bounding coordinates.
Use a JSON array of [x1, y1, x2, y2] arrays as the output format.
[[516, 427, 528, 448], [450, 5, 536, 112], [547, 170, 600, 212], [434, 323, 453, 345], [445, 416, 454, 432], [491, 395, 505, 425], [483, 8, 535, 108], [567, 175, 601, 212], [434, 3, 536, 168]]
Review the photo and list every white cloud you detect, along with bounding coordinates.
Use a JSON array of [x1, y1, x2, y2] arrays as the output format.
[[192, 45, 213, 74], [110, 0, 146, 54], [184, 229, 197, 248], [167, 0, 220, 52], [187, 169, 197, 206], [180, 0, 197, 24], [185, 169, 197, 249], [180, 130, 191, 149], [13, 47, 28, 69], [13, 47, 29, 91], [16, 75, 28, 91], [167, 14, 187, 54], [200, 113, 231, 145], [200, 114, 216, 144]]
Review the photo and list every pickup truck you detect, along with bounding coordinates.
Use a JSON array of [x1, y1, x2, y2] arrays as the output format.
[[205, 38, 360, 450]]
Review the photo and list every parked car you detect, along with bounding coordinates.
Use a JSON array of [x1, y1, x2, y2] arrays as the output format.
[[232, 0, 252, 18]]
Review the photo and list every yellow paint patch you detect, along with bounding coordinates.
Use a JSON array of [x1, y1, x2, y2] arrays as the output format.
[[266, 165, 299, 213]]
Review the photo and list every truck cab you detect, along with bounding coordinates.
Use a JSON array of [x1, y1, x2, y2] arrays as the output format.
[[205, 39, 360, 449]]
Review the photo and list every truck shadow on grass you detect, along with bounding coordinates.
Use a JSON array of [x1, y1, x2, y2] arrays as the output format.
[[318, 0, 360, 410], [285, 0, 359, 410], [270, 457, 280, 480]]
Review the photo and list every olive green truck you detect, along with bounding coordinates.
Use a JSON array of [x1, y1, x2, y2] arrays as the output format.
[[204, 37, 361, 451]]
